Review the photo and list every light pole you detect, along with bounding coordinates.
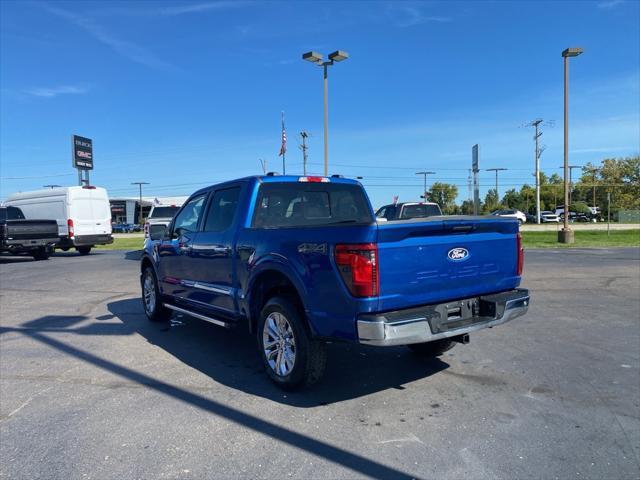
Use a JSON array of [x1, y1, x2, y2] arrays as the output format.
[[302, 50, 349, 177], [559, 47, 583, 243], [131, 182, 149, 226], [415, 171, 436, 201], [486, 168, 507, 204]]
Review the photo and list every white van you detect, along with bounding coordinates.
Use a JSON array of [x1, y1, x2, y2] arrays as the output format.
[[6, 186, 113, 255]]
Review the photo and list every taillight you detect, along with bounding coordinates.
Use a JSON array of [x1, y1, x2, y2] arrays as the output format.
[[67, 219, 74, 238], [516, 232, 524, 276], [144, 222, 150, 238], [335, 243, 379, 297]]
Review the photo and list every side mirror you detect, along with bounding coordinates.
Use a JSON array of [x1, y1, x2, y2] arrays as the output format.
[[149, 224, 167, 241]]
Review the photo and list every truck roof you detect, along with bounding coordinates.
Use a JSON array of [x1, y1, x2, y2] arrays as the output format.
[[190, 175, 362, 197]]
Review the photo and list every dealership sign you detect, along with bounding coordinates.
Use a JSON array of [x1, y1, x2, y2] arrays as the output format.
[[72, 135, 93, 170]]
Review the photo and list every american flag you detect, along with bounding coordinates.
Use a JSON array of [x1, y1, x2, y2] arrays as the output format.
[[278, 112, 287, 157]]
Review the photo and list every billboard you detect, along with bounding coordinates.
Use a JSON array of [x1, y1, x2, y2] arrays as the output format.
[[72, 135, 93, 170], [472, 144, 480, 215]]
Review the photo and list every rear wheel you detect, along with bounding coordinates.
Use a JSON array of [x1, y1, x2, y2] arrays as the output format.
[[77, 246, 92, 255], [141, 267, 171, 322], [408, 339, 456, 357], [32, 247, 50, 261], [258, 296, 326, 390]]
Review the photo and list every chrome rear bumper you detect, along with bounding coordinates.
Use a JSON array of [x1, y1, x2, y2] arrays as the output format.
[[357, 288, 530, 346]]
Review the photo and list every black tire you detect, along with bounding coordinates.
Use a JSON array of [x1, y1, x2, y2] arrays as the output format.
[[32, 247, 50, 261], [77, 246, 92, 255], [408, 338, 456, 357], [257, 296, 326, 390], [141, 266, 171, 322]]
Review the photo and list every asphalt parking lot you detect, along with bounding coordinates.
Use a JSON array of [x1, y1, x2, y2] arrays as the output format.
[[1, 248, 639, 479]]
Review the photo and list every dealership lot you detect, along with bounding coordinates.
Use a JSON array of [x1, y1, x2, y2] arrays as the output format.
[[1, 249, 639, 479]]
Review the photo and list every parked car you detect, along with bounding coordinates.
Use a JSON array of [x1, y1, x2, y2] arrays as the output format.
[[144, 204, 181, 238], [6, 186, 113, 255], [140, 175, 529, 389], [112, 222, 137, 233], [525, 213, 537, 223], [541, 211, 560, 223], [0, 206, 59, 260], [375, 202, 442, 221], [490, 209, 527, 224]]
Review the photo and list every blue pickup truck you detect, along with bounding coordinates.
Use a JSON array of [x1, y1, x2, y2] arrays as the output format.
[[140, 175, 529, 389]]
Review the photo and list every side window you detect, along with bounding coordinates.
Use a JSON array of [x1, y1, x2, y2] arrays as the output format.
[[172, 195, 206, 237], [7, 207, 25, 220], [203, 187, 240, 232], [376, 207, 386, 218]]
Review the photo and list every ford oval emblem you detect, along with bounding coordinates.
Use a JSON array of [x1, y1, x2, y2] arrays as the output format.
[[448, 247, 469, 261]]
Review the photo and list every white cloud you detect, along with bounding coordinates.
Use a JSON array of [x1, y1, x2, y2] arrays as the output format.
[[388, 4, 452, 28], [42, 4, 172, 70], [25, 85, 90, 98], [597, 0, 624, 8], [158, 1, 250, 16]]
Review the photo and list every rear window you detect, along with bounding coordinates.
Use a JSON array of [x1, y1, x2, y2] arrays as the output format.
[[0, 207, 26, 221], [252, 182, 373, 228], [400, 204, 442, 219], [150, 206, 180, 218]]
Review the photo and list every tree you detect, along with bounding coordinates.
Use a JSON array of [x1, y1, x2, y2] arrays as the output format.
[[483, 189, 500, 213], [460, 199, 476, 215], [428, 182, 459, 214]]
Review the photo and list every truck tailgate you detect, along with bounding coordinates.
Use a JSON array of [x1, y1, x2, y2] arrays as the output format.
[[376, 216, 521, 311]]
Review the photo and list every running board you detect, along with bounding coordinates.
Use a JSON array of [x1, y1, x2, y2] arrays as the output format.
[[163, 303, 230, 328]]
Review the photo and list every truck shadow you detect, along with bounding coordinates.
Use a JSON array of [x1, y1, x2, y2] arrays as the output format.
[[107, 298, 449, 407]]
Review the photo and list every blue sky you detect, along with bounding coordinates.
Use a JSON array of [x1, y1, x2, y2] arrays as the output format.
[[1, 0, 638, 207]]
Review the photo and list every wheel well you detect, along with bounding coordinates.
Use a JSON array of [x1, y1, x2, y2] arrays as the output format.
[[140, 256, 153, 274], [248, 270, 305, 334]]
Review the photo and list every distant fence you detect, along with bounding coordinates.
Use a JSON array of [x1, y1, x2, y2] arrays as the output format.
[[618, 209, 640, 223]]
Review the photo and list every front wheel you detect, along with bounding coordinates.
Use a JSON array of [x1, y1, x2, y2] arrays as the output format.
[[408, 339, 456, 357], [141, 267, 171, 322], [258, 296, 326, 390], [78, 246, 92, 255]]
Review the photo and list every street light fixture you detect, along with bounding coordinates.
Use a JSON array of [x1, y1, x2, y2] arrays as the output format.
[[415, 171, 436, 200], [559, 47, 583, 243], [131, 182, 149, 226], [302, 49, 349, 177]]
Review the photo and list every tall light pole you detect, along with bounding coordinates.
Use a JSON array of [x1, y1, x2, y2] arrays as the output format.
[[415, 171, 436, 200], [131, 182, 149, 226], [559, 47, 583, 243], [486, 168, 507, 203], [302, 50, 349, 177]]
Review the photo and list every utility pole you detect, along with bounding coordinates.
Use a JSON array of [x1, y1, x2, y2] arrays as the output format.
[[131, 182, 149, 226], [300, 131, 310, 175], [527, 119, 545, 224], [43, 184, 61, 189], [467, 169, 472, 202], [415, 171, 435, 201], [560, 164, 583, 208], [259, 158, 267, 174], [486, 168, 507, 202], [584, 166, 598, 210]]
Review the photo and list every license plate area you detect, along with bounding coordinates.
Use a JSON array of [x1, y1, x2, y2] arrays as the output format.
[[429, 298, 482, 334]]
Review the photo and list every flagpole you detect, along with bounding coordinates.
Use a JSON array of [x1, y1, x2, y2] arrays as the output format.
[[281, 111, 286, 175]]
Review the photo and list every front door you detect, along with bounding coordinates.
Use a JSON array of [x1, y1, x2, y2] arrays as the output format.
[[157, 193, 208, 299]]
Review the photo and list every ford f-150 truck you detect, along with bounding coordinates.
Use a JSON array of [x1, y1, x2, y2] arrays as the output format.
[[1, 206, 59, 260], [140, 175, 529, 389]]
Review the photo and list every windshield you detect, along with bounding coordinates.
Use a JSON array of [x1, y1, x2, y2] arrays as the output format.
[[150, 206, 180, 218], [400, 204, 442, 219], [252, 182, 373, 228]]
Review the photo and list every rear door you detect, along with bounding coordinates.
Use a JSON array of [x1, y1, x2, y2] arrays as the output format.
[[376, 217, 521, 311], [90, 189, 112, 235]]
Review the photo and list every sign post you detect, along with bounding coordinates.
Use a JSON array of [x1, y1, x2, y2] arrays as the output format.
[[72, 135, 93, 186], [472, 144, 480, 215]]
